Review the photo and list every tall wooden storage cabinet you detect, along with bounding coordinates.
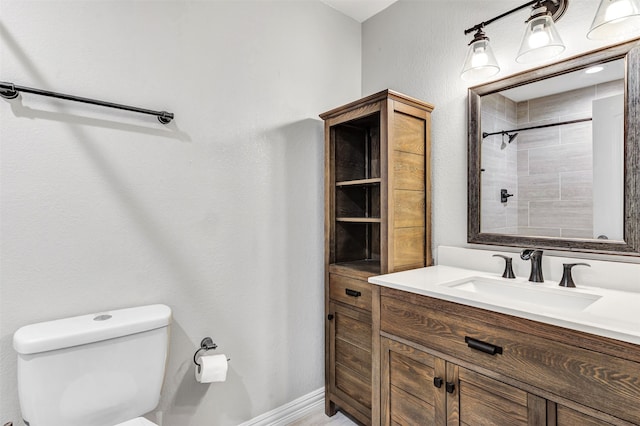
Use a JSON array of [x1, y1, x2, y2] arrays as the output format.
[[320, 90, 434, 424]]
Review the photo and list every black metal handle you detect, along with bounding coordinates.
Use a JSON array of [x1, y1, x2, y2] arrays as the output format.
[[559, 263, 591, 288], [492, 254, 515, 279], [446, 382, 455, 394], [345, 288, 362, 298], [327, 314, 334, 321], [433, 377, 443, 388], [465, 336, 503, 355], [500, 189, 514, 203]]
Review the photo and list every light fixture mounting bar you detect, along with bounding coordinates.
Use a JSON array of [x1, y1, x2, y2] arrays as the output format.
[[464, 0, 567, 35]]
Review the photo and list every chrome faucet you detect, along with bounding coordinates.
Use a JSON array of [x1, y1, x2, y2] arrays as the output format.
[[520, 249, 544, 282]]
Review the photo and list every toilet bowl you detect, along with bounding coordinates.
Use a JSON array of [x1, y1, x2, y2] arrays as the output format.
[[13, 304, 172, 426]]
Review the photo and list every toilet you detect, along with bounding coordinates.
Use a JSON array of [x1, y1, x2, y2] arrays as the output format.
[[13, 304, 172, 426]]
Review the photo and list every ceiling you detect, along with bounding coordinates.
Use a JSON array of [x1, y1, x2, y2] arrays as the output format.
[[321, 0, 398, 22]]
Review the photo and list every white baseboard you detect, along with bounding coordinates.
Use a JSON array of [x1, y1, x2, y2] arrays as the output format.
[[238, 387, 325, 426]]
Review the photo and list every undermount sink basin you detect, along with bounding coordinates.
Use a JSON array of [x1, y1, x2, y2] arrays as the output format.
[[442, 277, 602, 312]]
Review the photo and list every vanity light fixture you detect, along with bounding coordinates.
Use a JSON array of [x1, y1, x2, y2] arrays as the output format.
[[516, 2, 566, 63], [462, 0, 568, 81], [461, 28, 501, 81], [587, 0, 640, 39]]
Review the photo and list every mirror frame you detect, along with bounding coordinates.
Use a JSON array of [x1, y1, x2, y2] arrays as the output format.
[[468, 38, 640, 256]]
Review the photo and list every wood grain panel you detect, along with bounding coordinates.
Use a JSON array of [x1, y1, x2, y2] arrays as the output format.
[[380, 293, 640, 425], [392, 112, 425, 155], [335, 306, 371, 351], [390, 385, 434, 425], [389, 351, 436, 406], [336, 363, 372, 410], [336, 337, 371, 380], [324, 102, 381, 127], [458, 368, 528, 426], [330, 274, 372, 311], [459, 381, 528, 426], [556, 404, 614, 426], [392, 227, 425, 269], [393, 190, 425, 228], [393, 151, 424, 190]]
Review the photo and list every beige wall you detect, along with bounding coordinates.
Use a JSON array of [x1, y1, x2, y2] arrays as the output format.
[[0, 2, 361, 424]]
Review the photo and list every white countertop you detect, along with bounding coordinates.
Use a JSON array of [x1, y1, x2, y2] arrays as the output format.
[[369, 265, 640, 345]]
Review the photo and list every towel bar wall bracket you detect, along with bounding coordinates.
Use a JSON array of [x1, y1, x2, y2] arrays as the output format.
[[0, 81, 174, 124]]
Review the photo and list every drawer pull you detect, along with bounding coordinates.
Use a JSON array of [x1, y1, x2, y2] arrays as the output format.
[[345, 288, 362, 298], [446, 382, 455, 394], [465, 336, 503, 355], [433, 377, 443, 388]]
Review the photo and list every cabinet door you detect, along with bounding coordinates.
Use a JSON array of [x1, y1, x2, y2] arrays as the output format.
[[380, 337, 446, 426], [449, 366, 547, 426], [329, 301, 372, 424]]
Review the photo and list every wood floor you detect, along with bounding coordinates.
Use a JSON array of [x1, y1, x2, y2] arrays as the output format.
[[287, 406, 358, 425]]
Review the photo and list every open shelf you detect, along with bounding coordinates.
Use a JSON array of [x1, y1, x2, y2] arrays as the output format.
[[336, 182, 380, 220], [336, 178, 382, 187], [336, 217, 381, 223], [329, 260, 381, 278]]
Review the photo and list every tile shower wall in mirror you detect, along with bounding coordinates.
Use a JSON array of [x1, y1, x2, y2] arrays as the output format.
[[480, 59, 624, 241]]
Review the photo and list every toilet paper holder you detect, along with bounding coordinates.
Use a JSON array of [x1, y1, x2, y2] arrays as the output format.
[[193, 337, 229, 373]]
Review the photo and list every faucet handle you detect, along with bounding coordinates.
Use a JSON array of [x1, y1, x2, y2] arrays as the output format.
[[492, 254, 516, 279], [559, 263, 590, 288]]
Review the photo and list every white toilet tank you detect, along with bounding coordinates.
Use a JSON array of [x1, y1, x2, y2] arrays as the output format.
[[13, 304, 172, 426]]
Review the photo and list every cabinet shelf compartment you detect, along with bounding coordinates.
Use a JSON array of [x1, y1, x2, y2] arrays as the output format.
[[334, 221, 380, 271], [334, 113, 381, 182], [336, 184, 381, 220]]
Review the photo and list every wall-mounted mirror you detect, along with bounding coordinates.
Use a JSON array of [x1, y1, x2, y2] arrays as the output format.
[[468, 39, 639, 256]]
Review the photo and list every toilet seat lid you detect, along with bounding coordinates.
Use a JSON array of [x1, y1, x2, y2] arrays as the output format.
[[113, 417, 158, 426]]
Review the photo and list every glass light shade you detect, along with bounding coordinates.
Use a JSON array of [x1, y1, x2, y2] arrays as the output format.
[[516, 13, 565, 63], [587, 0, 640, 39], [461, 38, 500, 82]]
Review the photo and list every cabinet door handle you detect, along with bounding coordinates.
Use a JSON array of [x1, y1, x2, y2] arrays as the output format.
[[345, 288, 362, 298], [327, 314, 334, 321], [446, 382, 455, 394], [465, 336, 503, 355], [433, 377, 443, 388]]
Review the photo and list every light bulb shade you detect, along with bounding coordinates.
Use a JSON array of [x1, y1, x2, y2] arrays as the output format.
[[516, 13, 565, 63], [461, 37, 500, 82], [587, 0, 640, 39]]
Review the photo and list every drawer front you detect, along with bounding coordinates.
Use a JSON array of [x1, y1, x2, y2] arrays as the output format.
[[330, 273, 372, 311], [381, 294, 640, 425]]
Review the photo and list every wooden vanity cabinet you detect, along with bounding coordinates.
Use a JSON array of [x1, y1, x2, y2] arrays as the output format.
[[381, 337, 545, 425], [376, 286, 640, 426], [321, 90, 434, 423]]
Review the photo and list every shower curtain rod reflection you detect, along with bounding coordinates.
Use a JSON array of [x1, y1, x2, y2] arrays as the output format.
[[482, 117, 592, 139], [0, 81, 174, 124]]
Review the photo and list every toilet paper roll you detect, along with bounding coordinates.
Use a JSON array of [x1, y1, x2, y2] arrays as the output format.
[[195, 354, 228, 383]]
